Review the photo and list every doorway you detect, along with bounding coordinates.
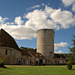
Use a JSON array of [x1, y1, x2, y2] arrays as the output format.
[[39, 59, 43, 65]]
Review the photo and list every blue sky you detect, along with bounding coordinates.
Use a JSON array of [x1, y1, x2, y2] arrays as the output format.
[[0, 0, 75, 53]]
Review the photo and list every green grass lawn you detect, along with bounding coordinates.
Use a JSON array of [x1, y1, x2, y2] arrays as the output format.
[[0, 66, 75, 75]]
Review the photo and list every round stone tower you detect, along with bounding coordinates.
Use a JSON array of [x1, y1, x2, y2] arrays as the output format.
[[37, 29, 54, 62]]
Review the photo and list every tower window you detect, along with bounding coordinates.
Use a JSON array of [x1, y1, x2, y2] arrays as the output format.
[[5, 49, 7, 55]]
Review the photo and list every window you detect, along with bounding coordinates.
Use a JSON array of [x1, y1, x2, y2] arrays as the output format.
[[22, 59, 25, 64], [59, 59, 63, 63], [5, 49, 7, 55]]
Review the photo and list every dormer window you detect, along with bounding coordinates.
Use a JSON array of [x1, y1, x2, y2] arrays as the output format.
[[5, 49, 7, 55]]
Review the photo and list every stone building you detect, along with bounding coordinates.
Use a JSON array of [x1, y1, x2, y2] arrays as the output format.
[[37, 29, 54, 64], [53, 53, 68, 64], [0, 29, 67, 65], [0, 29, 45, 65], [20, 50, 32, 65], [0, 29, 21, 64], [28, 51, 45, 65]]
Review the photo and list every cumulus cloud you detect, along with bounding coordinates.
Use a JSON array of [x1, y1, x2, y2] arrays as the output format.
[[0, 24, 36, 39], [44, 6, 56, 15], [62, 0, 75, 12], [15, 16, 24, 25], [54, 51, 64, 54], [25, 6, 60, 30], [54, 42, 69, 50], [25, 6, 75, 30], [50, 9, 75, 28], [72, 3, 75, 11], [0, 16, 36, 39], [62, 0, 75, 6], [0, 5, 75, 39], [0, 16, 8, 23]]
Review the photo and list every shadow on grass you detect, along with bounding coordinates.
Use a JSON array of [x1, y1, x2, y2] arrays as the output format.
[[0, 66, 14, 70], [71, 69, 75, 70], [65, 69, 75, 70]]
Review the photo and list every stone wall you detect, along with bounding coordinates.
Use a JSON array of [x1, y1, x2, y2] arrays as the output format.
[[53, 57, 66, 64], [37, 29, 54, 63], [0, 46, 21, 64], [21, 55, 32, 65]]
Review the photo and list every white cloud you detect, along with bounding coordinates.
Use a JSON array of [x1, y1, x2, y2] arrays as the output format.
[[27, 5, 40, 10], [0, 16, 8, 23], [54, 51, 64, 54], [72, 3, 75, 11], [62, 0, 75, 12], [25, 7, 60, 30], [44, 6, 56, 15], [42, 3, 46, 6], [54, 42, 69, 50], [0, 6, 75, 40], [0, 24, 36, 40], [0, 16, 36, 40], [25, 6, 75, 30], [62, 0, 75, 6], [31, 5, 40, 9], [15, 16, 24, 25], [50, 9, 75, 28]]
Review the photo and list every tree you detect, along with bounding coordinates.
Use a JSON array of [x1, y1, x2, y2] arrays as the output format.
[[20, 46, 36, 52], [20, 47, 28, 51], [69, 35, 75, 64]]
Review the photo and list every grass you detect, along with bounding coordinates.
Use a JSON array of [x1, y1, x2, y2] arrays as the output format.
[[0, 66, 75, 75]]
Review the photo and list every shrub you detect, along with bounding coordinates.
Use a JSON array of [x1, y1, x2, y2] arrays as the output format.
[[0, 58, 4, 64], [0, 58, 6, 68], [66, 61, 72, 70]]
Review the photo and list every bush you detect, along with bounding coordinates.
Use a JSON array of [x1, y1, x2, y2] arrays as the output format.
[[0, 58, 4, 64], [66, 61, 72, 70], [0, 58, 6, 68]]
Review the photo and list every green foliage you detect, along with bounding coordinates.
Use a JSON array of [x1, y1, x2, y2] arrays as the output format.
[[20, 46, 37, 52], [0, 58, 6, 68], [0, 58, 4, 64], [20, 47, 28, 50], [68, 35, 75, 63], [67, 61, 72, 70]]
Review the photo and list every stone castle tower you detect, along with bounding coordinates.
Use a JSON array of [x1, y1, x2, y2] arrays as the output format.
[[37, 29, 54, 62]]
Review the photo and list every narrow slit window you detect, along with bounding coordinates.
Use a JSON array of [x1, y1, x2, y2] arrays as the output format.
[[5, 49, 7, 55]]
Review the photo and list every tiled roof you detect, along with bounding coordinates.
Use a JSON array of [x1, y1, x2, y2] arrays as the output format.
[[54, 54, 67, 58], [29, 51, 45, 58], [20, 50, 32, 57], [0, 29, 20, 50]]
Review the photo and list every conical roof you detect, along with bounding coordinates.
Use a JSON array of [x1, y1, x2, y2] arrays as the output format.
[[0, 29, 20, 50]]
